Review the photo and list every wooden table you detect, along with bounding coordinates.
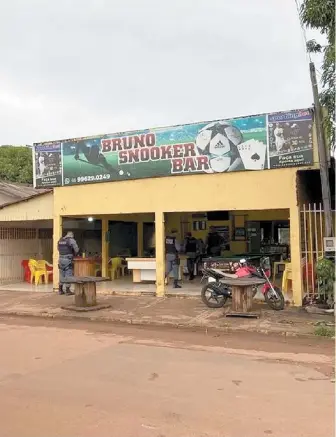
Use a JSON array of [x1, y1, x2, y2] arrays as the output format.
[[61, 276, 110, 311], [73, 257, 96, 277], [220, 277, 266, 317]]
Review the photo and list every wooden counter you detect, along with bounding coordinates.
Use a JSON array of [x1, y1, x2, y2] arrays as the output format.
[[73, 257, 96, 277], [126, 257, 185, 283], [126, 258, 156, 283]]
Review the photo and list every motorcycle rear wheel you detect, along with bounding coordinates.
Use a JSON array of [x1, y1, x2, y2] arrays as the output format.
[[264, 286, 285, 311], [201, 283, 227, 308]]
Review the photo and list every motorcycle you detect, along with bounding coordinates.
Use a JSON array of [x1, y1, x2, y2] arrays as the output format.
[[200, 257, 285, 311]]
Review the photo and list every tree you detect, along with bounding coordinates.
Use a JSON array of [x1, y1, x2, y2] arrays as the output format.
[[0, 146, 33, 184], [300, 0, 335, 150]]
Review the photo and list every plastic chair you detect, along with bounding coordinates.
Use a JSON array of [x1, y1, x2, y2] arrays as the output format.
[[94, 263, 102, 277], [281, 263, 292, 293], [29, 259, 53, 285], [108, 257, 122, 280], [117, 257, 127, 277], [36, 260, 53, 284], [21, 260, 31, 283], [272, 261, 289, 282]]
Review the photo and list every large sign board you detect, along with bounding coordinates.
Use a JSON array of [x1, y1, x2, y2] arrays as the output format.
[[33, 108, 313, 188]]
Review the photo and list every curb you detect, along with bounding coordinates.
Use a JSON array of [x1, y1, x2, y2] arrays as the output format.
[[0, 309, 319, 338]]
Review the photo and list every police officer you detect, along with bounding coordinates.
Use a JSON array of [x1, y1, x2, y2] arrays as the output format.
[[183, 232, 199, 280], [165, 228, 181, 289], [58, 231, 79, 295], [206, 226, 223, 257]]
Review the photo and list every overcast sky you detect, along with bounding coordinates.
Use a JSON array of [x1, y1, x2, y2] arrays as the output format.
[[0, 0, 323, 145]]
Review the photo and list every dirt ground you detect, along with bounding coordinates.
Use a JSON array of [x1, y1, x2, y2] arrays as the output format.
[[0, 290, 334, 337], [0, 316, 334, 437]]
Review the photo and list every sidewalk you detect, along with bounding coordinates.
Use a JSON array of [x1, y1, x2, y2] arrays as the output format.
[[0, 290, 333, 337]]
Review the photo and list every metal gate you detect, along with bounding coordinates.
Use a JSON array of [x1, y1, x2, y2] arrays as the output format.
[[300, 204, 335, 300], [0, 227, 53, 285]]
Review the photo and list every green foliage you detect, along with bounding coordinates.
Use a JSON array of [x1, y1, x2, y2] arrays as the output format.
[[316, 257, 335, 303], [300, 0, 335, 150], [0, 147, 33, 184], [314, 324, 335, 337]]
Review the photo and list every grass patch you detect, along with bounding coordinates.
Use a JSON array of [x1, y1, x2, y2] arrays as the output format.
[[314, 325, 335, 338]]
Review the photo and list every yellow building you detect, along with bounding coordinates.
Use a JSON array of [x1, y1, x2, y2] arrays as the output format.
[[0, 107, 326, 306]]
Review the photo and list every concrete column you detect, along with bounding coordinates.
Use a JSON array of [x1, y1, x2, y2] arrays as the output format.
[[155, 211, 165, 297], [290, 204, 303, 306], [52, 215, 62, 290], [137, 221, 143, 256], [101, 218, 109, 277]]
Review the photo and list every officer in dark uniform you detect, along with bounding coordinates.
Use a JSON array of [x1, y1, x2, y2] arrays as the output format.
[[165, 228, 181, 289], [58, 231, 79, 295], [183, 232, 199, 280], [206, 226, 223, 257]]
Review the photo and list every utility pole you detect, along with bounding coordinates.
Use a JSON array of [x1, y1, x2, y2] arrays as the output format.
[[309, 61, 333, 237]]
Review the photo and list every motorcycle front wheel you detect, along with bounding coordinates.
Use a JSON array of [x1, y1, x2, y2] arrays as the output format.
[[201, 283, 227, 308], [264, 286, 285, 311]]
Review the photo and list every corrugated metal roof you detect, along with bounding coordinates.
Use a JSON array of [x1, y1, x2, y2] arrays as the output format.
[[0, 181, 51, 207]]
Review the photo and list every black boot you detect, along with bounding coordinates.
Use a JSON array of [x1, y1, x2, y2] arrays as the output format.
[[59, 285, 64, 295], [65, 286, 74, 296], [173, 280, 182, 289]]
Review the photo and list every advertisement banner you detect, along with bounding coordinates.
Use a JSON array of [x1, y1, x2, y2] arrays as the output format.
[[267, 108, 313, 168], [33, 108, 314, 188], [33, 142, 62, 188]]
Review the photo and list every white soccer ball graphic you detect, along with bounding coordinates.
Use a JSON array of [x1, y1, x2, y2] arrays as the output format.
[[195, 121, 243, 173]]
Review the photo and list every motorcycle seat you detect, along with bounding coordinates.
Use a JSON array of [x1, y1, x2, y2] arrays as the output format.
[[211, 269, 238, 279]]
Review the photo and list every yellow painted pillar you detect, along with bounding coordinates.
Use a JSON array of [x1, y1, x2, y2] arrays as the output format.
[[155, 211, 165, 297], [101, 218, 109, 277], [137, 221, 144, 256], [290, 204, 303, 306], [52, 215, 62, 290]]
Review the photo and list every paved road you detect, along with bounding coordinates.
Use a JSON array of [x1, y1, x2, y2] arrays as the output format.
[[0, 316, 334, 437]]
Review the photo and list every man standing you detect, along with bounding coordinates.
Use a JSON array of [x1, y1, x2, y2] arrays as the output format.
[[206, 227, 223, 257], [165, 228, 181, 289], [183, 232, 199, 280], [58, 231, 79, 295]]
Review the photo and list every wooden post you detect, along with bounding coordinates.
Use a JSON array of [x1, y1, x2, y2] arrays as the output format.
[[101, 218, 109, 278], [137, 221, 144, 256], [231, 285, 254, 312], [74, 282, 97, 307]]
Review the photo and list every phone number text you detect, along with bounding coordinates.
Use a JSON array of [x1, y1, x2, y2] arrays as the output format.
[[77, 174, 111, 183]]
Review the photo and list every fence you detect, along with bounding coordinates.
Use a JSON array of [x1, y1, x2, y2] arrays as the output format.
[[300, 204, 335, 301]]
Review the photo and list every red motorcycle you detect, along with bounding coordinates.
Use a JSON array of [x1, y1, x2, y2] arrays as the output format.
[[201, 257, 285, 310]]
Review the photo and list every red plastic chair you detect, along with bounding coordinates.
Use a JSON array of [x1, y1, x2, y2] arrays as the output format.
[[46, 262, 53, 282], [21, 260, 31, 283]]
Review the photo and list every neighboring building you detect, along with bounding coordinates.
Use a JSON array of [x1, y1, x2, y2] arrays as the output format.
[[0, 183, 52, 284], [0, 181, 49, 207]]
